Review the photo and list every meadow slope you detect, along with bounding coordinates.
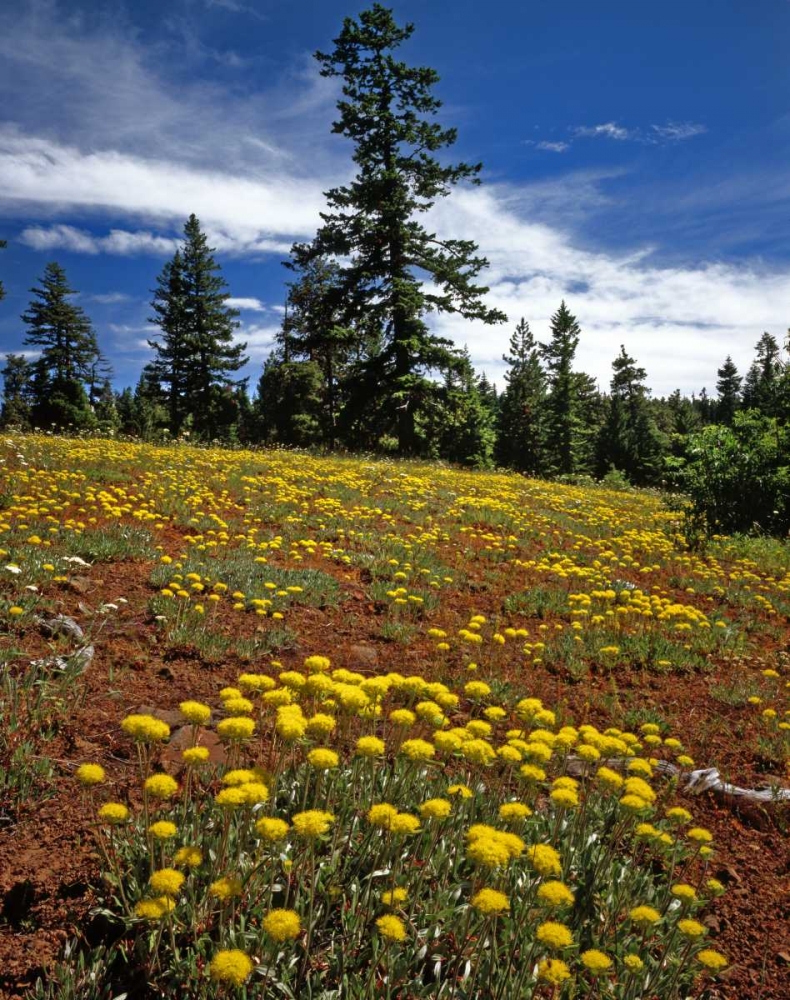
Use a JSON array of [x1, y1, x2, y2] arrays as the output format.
[[0, 435, 788, 999]]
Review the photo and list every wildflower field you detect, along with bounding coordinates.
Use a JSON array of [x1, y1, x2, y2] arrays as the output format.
[[0, 435, 788, 1000]]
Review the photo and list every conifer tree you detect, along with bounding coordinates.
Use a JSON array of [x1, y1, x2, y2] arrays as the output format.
[[596, 345, 664, 484], [742, 332, 782, 415], [496, 318, 545, 473], [21, 262, 100, 429], [149, 216, 248, 439], [281, 256, 357, 448], [436, 347, 496, 467], [149, 250, 191, 435], [290, 4, 506, 454], [540, 301, 582, 475], [1, 354, 33, 428], [715, 355, 741, 425]]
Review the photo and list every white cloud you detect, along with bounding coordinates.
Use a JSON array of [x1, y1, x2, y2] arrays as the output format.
[[2, 133, 327, 251], [18, 223, 181, 256], [651, 121, 707, 141], [535, 141, 570, 153], [426, 187, 790, 396], [570, 120, 707, 146], [227, 297, 267, 311], [236, 322, 280, 363], [87, 291, 133, 304], [573, 122, 633, 141]]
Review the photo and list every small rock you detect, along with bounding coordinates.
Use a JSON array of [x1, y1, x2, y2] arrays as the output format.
[[345, 644, 379, 669]]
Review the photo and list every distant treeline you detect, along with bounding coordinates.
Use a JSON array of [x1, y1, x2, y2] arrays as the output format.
[[1, 3, 789, 536]]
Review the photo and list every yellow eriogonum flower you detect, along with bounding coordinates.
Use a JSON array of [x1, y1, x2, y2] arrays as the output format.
[[419, 798, 451, 820], [581, 950, 612, 974], [183, 746, 210, 765], [98, 802, 129, 825], [499, 802, 532, 822], [381, 888, 408, 907], [217, 716, 255, 741], [306, 748, 339, 770], [149, 820, 177, 840], [471, 888, 510, 915], [356, 736, 385, 757], [400, 738, 435, 761], [390, 813, 421, 835], [134, 897, 174, 921], [121, 714, 170, 743], [678, 918, 706, 938], [179, 701, 211, 725], [256, 817, 290, 843], [263, 908, 301, 941], [368, 803, 398, 829], [149, 868, 184, 897], [629, 905, 661, 927], [526, 844, 562, 877], [537, 921, 574, 949], [447, 783, 474, 798], [145, 774, 179, 800], [671, 883, 698, 903], [292, 809, 334, 838], [174, 846, 203, 868], [537, 958, 571, 985], [76, 763, 105, 786], [536, 881, 575, 908], [376, 914, 407, 941], [209, 949, 253, 987], [696, 949, 728, 971], [209, 876, 243, 902]]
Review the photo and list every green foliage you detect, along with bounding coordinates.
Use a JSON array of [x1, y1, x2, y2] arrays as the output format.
[[255, 357, 325, 448], [679, 411, 790, 535]]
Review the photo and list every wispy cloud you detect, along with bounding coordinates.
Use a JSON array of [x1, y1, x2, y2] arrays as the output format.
[[531, 140, 570, 153], [227, 297, 267, 311], [572, 122, 634, 141], [19, 224, 181, 256], [87, 292, 134, 305], [570, 120, 706, 145], [204, 0, 265, 18], [650, 121, 707, 141], [1, 131, 325, 251]]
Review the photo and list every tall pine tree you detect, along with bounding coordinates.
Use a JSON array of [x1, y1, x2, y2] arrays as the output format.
[[596, 345, 664, 485], [149, 216, 248, 439], [715, 355, 741, 425], [22, 262, 100, 429], [496, 318, 545, 473], [1, 354, 33, 428], [742, 332, 782, 415], [540, 301, 582, 475], [289, 4, 506, 454], [149, 250, 191, 435]]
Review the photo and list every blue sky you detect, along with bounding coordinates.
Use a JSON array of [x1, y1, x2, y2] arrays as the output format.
[[1, 0, 789, 395]]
